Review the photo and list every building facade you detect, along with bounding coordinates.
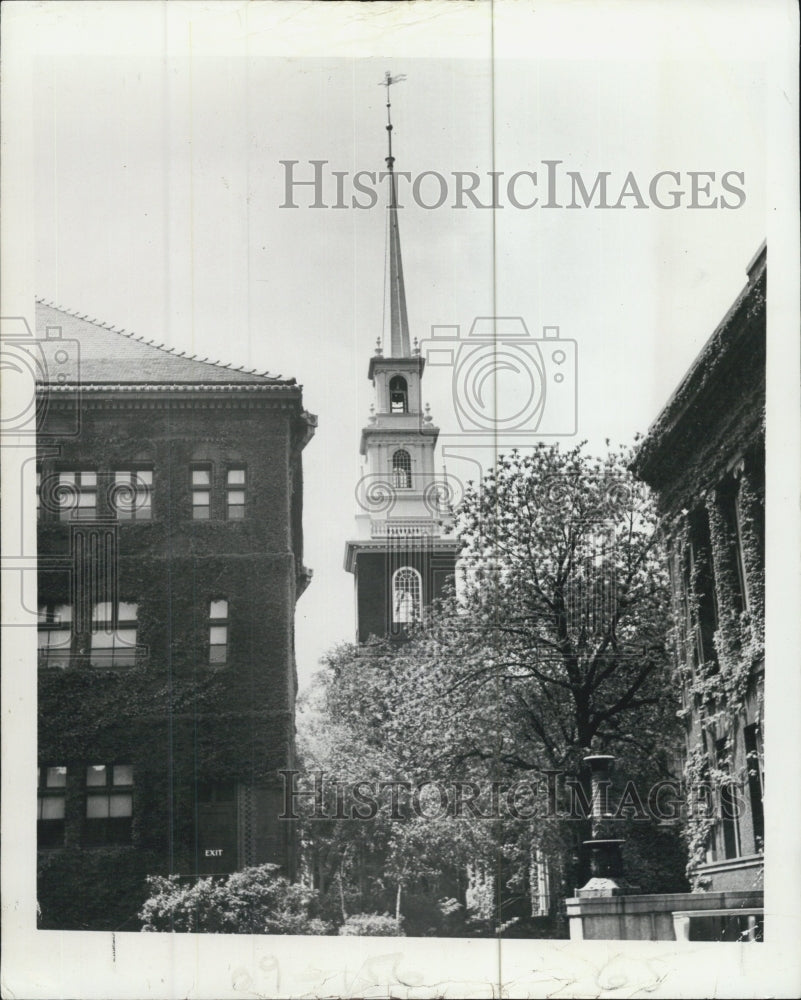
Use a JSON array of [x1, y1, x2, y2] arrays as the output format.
[[35, 302, 316, 930], [622, 243, 765, 936]]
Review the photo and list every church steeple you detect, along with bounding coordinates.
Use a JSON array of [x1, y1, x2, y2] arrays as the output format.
[[344, 73, 458, 644], [382, 71, 411, 359]]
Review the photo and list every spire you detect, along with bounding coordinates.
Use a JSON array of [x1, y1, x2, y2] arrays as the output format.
[[381, 71, 411, 358]]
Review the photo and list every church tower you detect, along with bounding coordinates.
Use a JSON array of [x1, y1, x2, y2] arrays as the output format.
[[344, 74, 459, 642]]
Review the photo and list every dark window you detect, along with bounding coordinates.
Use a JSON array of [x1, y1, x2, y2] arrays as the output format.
[[389, 375, 409, 414], [37, 603, 73, 667], [689, 510, 718, 669], [113, 469, 153, 521], [392, 449, 412, 489], [716, 738, 740, 860], [90, 602, 138, 667], [209, 599, 228, 665], [57, 471, 97, 521], [744, 724, 764, 851], [191, 466, 211, 520], [197, 780, 236, 803], [84, 764, 133, 846], [38, 765, 66, 848], [226, 468, 246, 520], [717, 478, 748, 613]]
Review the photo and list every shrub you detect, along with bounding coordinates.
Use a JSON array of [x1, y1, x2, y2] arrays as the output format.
[[139, 863, 332, 934], [338, 912, 404, 936]]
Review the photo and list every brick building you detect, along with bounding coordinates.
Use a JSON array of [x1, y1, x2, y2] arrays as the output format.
[[35, 301, 316, 929]]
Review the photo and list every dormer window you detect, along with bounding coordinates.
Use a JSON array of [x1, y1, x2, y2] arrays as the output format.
[[389, 375, 408, 414]]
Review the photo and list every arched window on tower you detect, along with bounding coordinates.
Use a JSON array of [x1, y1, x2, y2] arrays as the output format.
[[392, 449, 412, 489], [389, 376, 409, 414], [393, 567, 422, 624]]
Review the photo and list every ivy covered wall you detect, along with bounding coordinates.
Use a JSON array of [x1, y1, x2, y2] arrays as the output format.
[[37, 393, 311, 929], [632, 248, 765, 892]]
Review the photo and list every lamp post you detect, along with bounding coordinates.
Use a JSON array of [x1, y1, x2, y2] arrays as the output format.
[[575, 753, 640, 898]]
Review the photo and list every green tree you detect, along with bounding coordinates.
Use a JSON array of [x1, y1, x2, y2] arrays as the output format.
[[296, 641, 498, 934], [391, 443, 685, 891], [297, 443, 687, 932]]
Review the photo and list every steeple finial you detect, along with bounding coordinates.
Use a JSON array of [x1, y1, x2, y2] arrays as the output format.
[[380, 71, 410, 358]]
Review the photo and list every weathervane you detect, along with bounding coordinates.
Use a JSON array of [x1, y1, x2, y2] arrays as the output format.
[[380, 71, 407, 172]]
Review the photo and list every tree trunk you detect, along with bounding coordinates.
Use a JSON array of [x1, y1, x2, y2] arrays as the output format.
[[395, 883, 402, 924]]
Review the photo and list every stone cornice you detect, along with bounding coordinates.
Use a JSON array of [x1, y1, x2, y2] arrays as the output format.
[[344, 536, 460, 573]]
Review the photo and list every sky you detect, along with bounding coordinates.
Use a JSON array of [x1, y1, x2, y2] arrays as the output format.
[[27, 6, 769, 689]]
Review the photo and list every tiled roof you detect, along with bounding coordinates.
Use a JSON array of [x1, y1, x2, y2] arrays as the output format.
[[35, 301, 294, 388]]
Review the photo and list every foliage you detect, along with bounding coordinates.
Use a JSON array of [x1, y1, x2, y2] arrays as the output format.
[[338, 912, 404, 936], [139, 863, 332, 934], [296, 645, 498, 933], [298, 442, 688, 928], [661, 459, 765, 882], [434, 442, 677, 769]]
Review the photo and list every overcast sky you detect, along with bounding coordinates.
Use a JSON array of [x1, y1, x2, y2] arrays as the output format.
[[28, 5, 769, 687]]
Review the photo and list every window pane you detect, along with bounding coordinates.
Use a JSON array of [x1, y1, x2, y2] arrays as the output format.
[[115, 626, 137, 646], [93, 602, 112, 622], [86, 796, 110, 818], [115, 471, 129, 484], [193, 506, 210, 521], [109, 793, 133, 818], [37, 631, 50, 649], [210, 599, 228, 619], [137, 470, 153, 485], [54, 604, 72, 624], [209, 625, 227, 645], [91, 631, 115, 649], [86, 765, 107, 786], [227, 468, 246, 485], [41, 797, 65, 820], [81, 472, 97, 487], [118, 602, 138, 622], [227, 505, 245, 520], [192, 468, 210, 486], [209, 645, 227, 663], [113, 764, 134, 786], [59, 472, 75, 485], [227, 490, 245, 506], [46, 766, 67, 788], [51, 629, 71, 648], [77, 493, 95, 507], [193, 490, 210, 507]]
